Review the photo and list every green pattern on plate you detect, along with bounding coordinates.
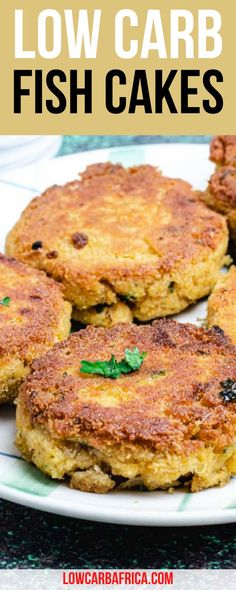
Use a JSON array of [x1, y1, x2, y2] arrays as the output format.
[[227, 498, 236, 509], [178, 493, 191, 511], [1, 459, 57, 496], [107, 146, 146, 167]]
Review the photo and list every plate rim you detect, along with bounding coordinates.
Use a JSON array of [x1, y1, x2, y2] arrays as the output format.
[[1, 483, 236, 526], [0, 142, 211, 186]]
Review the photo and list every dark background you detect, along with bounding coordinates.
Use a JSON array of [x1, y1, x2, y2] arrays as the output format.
[[1, 135, 235, 569], [1, 499, 236, 568]]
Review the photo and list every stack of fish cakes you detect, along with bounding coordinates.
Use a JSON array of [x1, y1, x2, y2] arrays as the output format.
[[2, 154, 236, 495]]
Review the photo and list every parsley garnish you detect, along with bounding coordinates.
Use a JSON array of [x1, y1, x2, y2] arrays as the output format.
[[80, 347, 147, 379], [0, 297, 11, 307], [219, 379, 236, 403]]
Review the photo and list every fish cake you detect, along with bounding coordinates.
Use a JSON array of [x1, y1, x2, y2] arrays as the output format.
[[16, 319, 236, 493], [6, 163, 228, 327], [203, 166, 236, 258], [202, 136, 236, 213], [204, 167, 236, 215], [0, 254, 71, 403], [205, 136, 236, 215], [208, 266, 236, 344], [210, 136, 236, 168], [204, 136, 236, 255]]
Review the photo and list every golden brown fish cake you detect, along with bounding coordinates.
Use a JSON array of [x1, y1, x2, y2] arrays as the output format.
[[0, 254, 71, 403], [6, 163, 228, 327], [202, 164, 236, 259], [228, 208, 236, 259], [204, 167, 236, 215], [16, 319, 236, 493], [208, 266, 236, 344], [202, 137, 236, 238], [210, 136, 236, 168]]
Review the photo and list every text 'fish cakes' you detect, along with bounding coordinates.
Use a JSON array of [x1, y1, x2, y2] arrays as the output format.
[[6, 163, 228, 327], [16, 319, 236, 493], [208, 266, 236, 345], [0, 254, 71, 403]]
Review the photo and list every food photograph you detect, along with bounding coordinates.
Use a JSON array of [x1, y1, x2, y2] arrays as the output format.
[[0, 135, 236, 572]]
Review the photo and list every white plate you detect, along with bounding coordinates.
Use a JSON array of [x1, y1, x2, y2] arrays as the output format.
[[0, 136, 62, 174], [0, 143, 236, 527]]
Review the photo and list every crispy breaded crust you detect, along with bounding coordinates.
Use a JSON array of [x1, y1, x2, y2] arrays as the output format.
[[203, 164, 236, 261], [6, 163, 228, 326], [228, 209, 236, 258], [203, 144, 236, 257], [204, 167, 236, 215], [0, 254, 71, 402], [208, 266, 236, 344], [210, 136, 236, 167], [16, 320, 236, 492]]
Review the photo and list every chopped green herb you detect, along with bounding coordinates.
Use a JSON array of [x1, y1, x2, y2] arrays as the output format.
[[168, 281, 175, 293], [219, 379, 236, 403], [123, 347, 146, 370], [80, 347, 147, 379], [0, 297, 11, 307], [120, 294, 137, 303]]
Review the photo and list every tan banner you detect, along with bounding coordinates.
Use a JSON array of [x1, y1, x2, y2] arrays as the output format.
[[0, 0, 235, 134]]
